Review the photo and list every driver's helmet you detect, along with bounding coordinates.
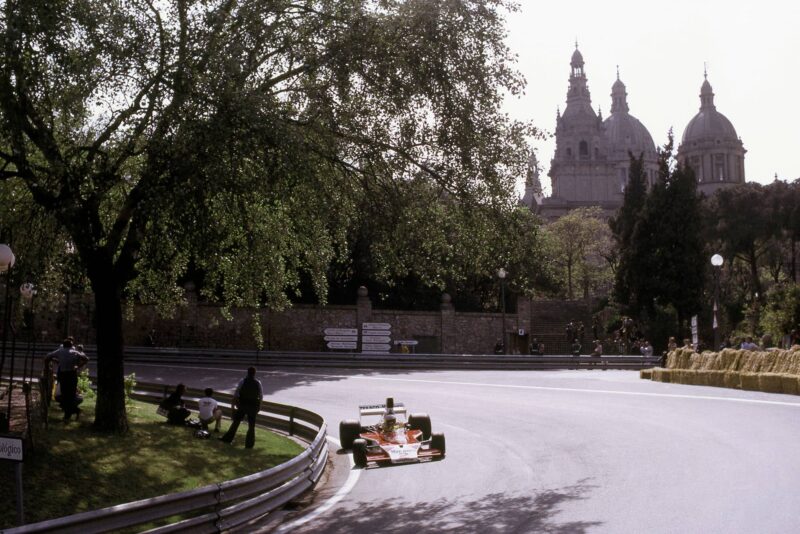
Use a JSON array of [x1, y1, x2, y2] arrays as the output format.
[[383, 413, 397, 431]]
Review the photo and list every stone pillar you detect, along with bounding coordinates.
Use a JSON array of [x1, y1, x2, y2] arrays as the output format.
[[440, 293, 455, 354], [517, 296, 532, 335], [356, 284, 372, 330]]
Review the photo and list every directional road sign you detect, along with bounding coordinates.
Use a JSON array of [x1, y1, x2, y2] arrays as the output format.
[[362, 322, 391, 330], [324, 328, 359, 336], [327, 341, 358, 350]]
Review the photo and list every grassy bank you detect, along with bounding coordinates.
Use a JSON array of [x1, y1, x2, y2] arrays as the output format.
[[0, 397, 305, 529], [641, 346, 800, 395]]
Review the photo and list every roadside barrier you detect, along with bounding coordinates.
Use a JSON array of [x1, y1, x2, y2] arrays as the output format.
[[642, 346, 800, 395], [5, 382, 327, 534], [115, 346, 661, 370]]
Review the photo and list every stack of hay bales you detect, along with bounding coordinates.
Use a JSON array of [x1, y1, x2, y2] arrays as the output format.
[[640, 345, 800, 396]]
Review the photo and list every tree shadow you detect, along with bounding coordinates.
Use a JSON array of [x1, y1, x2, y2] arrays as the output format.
[[292, 481, 602, 533]]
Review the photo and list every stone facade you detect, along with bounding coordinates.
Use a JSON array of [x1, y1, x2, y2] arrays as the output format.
[[525, 47, 746, 219]]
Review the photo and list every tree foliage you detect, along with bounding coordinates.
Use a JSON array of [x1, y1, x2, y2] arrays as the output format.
[[0, 0, 535, 431], [545, 206, 612, 300], [613, 135, 706, 329]]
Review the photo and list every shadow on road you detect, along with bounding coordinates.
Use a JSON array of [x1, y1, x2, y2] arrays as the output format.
[[291, 480, 602, 533]]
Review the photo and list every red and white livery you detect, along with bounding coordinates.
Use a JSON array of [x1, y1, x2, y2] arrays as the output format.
[[339, 398, 446, 467]]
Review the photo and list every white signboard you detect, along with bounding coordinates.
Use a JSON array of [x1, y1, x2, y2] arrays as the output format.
[[324, 335, 359, 342], [362, 322, 391, 330], [324, 328, 358, 336], [362, 335, 391, 344], [327, 341, 358, 350], [394, 340, 419, 346], [691, 315, 698, 346], [0, 436, 23, 462], [362, 343, 391, 351]]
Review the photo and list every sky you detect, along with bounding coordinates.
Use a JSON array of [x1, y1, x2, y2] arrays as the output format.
[[501, 0, 800, 195]]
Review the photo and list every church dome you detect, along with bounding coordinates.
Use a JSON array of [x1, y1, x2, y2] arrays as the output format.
[[571, 48, 584, 67], [603, 112, 657, 156], [681, 77, 739, 144], [603, 73, 656, 156]]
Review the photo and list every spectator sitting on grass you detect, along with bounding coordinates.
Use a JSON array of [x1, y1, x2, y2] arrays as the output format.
[[198, 388, 223, 432], [161, 384, 191, 425]]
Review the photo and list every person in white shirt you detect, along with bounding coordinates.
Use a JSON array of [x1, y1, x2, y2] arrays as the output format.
[[198, 388, 223, 432]]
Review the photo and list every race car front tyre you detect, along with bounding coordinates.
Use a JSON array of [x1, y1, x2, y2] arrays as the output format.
[[408, 413, 432, 440], [431, 432, 446, 457], [352, 439, 368, 468], [339, 419, 361, 449]]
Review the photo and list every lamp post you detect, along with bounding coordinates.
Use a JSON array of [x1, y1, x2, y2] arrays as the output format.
[[498, 267, 507, 354], [19, 283, 36, 383], [711, 254, 724, 350], [0, 243, 15, 432]]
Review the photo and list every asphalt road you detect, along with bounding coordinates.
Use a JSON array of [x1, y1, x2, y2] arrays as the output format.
[[125, 363, 800, 534]]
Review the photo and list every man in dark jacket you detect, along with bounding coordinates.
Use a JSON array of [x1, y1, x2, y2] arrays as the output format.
[[45, 337, 89, 422], [220, 367, 263, 448]]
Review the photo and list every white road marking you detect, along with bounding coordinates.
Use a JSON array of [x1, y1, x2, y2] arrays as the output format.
[[274, 436, 361, 533], [127, 362, 800, 408]]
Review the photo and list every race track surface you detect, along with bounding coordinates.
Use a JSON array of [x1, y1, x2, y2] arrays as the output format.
[[125, 364, 800, 534]]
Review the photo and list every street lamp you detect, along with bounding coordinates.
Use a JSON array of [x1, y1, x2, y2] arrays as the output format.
[[498, 267, 507, 354], [711, 254, 724, 350], [0, 244, 14, 432], [19, 283, 36, 383]]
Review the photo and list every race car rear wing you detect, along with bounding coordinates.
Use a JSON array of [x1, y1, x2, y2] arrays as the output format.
[[359, 402, 407, 417]]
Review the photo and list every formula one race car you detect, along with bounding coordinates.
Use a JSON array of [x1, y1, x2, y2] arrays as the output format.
[[339, 398, 445, 468]]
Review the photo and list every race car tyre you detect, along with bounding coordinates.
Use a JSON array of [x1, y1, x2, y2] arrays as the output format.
[[352, 439, 368, 468], [408, 413, 432, 440], [339, 419, 361, 449], [431, 432, 446, 457]]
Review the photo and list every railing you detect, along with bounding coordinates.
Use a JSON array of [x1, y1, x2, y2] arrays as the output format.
[[117, 346, 662, 370], [5, 382, 328, 534]]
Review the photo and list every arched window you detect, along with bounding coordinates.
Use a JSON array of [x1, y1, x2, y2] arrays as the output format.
[[579, 141, 588, 159]]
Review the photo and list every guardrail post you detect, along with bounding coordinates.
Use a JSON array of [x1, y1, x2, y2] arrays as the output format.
[[289, 407, 295, 436]]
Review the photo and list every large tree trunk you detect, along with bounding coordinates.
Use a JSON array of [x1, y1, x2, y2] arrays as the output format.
[[90, 269, 129, 433]]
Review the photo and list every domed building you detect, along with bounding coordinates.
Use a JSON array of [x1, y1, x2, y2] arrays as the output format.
[[677, 73, 746, 195], [534, 48, 746, 220], [537, 48, 659, 220]]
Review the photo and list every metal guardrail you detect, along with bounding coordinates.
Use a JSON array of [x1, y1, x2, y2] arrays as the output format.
[[5, 382, 328, 534], [116, 345, 662, 370]]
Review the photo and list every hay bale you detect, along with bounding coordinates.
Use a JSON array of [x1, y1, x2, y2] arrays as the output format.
[[780, 375, 799, 396], [705, 370, 727, 388], [758, 373, 784, 394], [640, 369, 653, 380], [740, 372, 761, 391], [723, 371, 741, 389], [652, 368, 671, 383]]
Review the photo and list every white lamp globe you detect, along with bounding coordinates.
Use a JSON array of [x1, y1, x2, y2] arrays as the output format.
[[0, 244, 15, 273]]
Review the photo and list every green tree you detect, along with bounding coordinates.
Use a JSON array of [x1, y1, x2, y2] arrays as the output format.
[[610, 152, 648, 308], [545, 206, 611, 300], [0, 0, 533, 432], [709, 183, 774, 302], [624, 135, 706, 329]]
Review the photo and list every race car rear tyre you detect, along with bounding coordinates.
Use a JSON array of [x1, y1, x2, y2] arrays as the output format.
[[352, 439, 368, 468], [431, 432, 446, 457], [408, 413, 431, 440], [339, 420, 361, 449]]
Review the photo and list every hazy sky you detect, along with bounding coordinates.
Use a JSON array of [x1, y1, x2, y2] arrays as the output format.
[[502, 0, 800, 195]]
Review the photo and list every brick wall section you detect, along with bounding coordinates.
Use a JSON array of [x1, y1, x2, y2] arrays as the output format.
[[22, 290, 594, 354]]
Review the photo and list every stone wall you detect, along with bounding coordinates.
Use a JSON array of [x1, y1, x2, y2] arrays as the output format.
[[16, 288, 594, 354]]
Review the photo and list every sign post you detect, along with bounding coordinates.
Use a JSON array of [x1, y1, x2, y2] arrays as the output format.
[[1, 434, 24, 524]]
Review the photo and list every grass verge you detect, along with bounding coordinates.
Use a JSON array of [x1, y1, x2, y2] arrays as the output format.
[[0, 397, 305, 529]]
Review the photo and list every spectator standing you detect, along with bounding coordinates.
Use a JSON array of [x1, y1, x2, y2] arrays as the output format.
[[667, 336, 678, 352], [44, 337, 89, 422], [220, 367, 264, 448], [571, 338, 582, 357], [740, 336, 760, 351], [640, 340, 654, 357], [530, 337, 543, 356], [591, 339, 602, 357], [198, 388, 223, 432]]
